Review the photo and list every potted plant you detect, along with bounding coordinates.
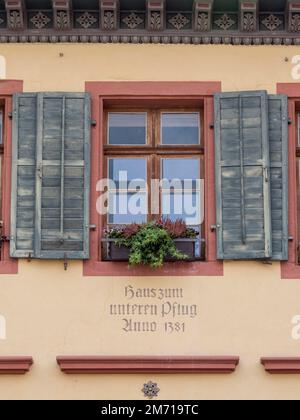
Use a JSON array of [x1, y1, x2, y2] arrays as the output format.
[[103, 219, 198, 268]]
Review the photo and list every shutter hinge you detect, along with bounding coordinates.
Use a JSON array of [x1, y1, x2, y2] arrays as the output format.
[[91, 120, 97, 127], [8, 112, 12, 120], [209, 123, 214, 129], [289, 236, 294, 242], [288, 117, 292, 125], [89, 224, 97, 231]]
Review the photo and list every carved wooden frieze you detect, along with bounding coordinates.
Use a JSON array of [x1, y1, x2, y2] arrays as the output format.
[[100, 0, 119, 31], [287, 1, 300, 32], [0, 0, 300, 45], [146, 0, 165, 31], [52, 0, 72, 30], [194, 0, 213, 32], [5, 0, 25, 30], [239, 0, 258, 32]]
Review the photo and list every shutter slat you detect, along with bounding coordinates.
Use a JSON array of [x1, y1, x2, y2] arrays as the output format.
[[268, 95, 288, 261], [215, 91, 272, 260]]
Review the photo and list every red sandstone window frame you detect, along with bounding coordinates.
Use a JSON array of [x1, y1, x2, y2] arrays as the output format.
[[0, 80, 22, 275], [278, 83, 300, 279], [84, 82, 223, 277]]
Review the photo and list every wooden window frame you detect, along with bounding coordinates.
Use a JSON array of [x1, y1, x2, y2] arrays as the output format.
[[84, 81, 223, 277], [277, 83, 300, 278], [0, 81, 23, 275]]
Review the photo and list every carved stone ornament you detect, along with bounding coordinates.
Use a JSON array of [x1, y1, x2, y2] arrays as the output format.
[[142, 381, 160, 399]]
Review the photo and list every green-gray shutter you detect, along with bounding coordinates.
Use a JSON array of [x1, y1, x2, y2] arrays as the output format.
[[11, 93, 90, 260], [214, 91, 272, 260], [268, 95, 289, 261]]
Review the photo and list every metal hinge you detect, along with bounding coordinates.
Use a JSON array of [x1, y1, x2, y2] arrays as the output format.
[[210, 224, 220, 232], [91, 120, 97, 127]]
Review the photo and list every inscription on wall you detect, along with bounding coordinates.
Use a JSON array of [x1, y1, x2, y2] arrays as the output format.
[[109, 286, 198, 334]]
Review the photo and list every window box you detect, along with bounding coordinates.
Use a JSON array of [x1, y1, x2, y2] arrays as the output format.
[[102, 238, 197, 262]]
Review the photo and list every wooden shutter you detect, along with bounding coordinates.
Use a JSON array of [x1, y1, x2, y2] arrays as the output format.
[[214, 91, 272, 260], [11, 94, 38, 257], [268, 95, 289, 261], [11, 93, 90, 260]]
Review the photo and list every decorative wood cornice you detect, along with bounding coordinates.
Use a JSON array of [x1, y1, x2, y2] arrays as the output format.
[[261, 357, 300, 374], [52, 0, 72, 30], [0, 356, 33, 374], [0, 1, 299, 44], [57, 356, 239, 374]]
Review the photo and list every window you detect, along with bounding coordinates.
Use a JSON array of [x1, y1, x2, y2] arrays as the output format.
[[297, 113, 300, 258], [84, 81, 223, 277], [103, 109, 204, 259]]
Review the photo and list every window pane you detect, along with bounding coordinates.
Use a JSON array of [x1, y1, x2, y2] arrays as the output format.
[[162, 158, 199, 189], [161, 113, 199, 145], [109, 158, 147, 189], [108, 192, 147, 224], [162, 192, 201, 225], [108, 113, 147, 145]]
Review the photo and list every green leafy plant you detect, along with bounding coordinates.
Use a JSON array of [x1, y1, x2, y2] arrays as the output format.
[[104, 219, 198, 269]]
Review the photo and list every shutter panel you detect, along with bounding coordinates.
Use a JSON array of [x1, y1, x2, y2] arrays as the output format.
[[11, 94, 38, 257], [11, 93, 90, 260], [214, 91, 272, 260], [268, 95, 288, 261]]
